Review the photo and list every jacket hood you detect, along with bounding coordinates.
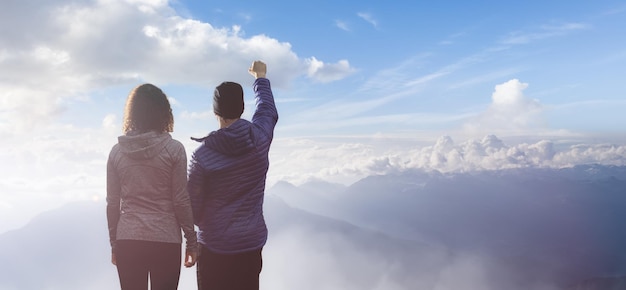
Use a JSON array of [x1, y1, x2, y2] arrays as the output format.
[[118, 131, 172, 160], [193, 119, 255, 156]]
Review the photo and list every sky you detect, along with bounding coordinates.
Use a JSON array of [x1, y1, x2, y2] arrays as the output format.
[[1, 0, 626, 233]]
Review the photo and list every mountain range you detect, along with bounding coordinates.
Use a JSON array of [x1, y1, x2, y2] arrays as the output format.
[[269, 164, 626, 289], [1, 164, 625, 289]]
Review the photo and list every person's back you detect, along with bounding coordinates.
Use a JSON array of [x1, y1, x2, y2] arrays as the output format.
[[109, 131, 189, 242], [188, 60, 278, 290], [106, 84, 197, 290]]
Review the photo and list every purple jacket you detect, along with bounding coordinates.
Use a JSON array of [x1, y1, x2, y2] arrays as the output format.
[[188, 78, 278, 253]]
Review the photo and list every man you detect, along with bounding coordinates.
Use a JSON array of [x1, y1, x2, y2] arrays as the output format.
[[187, 60, 278, 290]]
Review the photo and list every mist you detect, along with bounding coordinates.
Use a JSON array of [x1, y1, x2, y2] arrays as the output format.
[[2, 165, 625, 289]]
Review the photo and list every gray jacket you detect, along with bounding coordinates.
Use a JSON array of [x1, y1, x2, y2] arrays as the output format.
[[106, 131, 197, 253]]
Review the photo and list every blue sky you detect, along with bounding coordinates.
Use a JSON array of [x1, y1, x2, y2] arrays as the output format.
[[1, 0, 626, 232], [163, 0, 626, 137]]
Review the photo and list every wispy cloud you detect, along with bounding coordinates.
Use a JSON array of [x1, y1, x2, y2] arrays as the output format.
[[447, 68, 523, 90], [238, 12, 252, 23], [292, 53, 485, 132], [404, 72, 448, 87], [293, 16, 592, 138], [548, 99, 626, 110], [335, 20, 350, 31], [439, 32, 468, 45], [357, 12, 378, 28], [500, 22, 589, 45]]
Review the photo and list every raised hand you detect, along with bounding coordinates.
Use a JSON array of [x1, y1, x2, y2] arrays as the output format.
[[248, 60, 267, 79]]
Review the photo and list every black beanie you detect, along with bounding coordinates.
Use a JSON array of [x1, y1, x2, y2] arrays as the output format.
[[213, 82, 244, 119]]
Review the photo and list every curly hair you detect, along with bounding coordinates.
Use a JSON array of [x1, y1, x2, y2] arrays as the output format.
[[122, 83, 174, 134]]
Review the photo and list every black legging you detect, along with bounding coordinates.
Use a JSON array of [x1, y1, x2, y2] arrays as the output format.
[[115, 240, 181, 290], [196, 246, 263, 290]]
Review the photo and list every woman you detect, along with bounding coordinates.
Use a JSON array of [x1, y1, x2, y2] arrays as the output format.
[[106, 83, 197, 290]]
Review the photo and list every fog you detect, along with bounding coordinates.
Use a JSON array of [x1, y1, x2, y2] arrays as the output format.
[[1, 165, 625, 289]]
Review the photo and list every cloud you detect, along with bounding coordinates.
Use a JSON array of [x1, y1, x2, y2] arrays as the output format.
[[308, 54, 436, 114], [268, 135, 626, 186], [0, 121, 118, 232], [463, 79, 543, 135], [405, 71, 448, 87], [357, 12, 378, 28], [0, 0, 354, 132], [438, 32, 468, 46], [447, 68, 522, 89], [167, 96, 180, 106], [180, 110, 214, 120], [305, 57, 356, 83], [0, 86, 66, 131], [102, 114, 117, 129], [500, 22, 589, 45], [3, 0, 384, 228], [335, 20, 350, 31]]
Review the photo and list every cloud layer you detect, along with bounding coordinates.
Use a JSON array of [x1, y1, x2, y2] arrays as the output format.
[[270, 135, 626, 185]]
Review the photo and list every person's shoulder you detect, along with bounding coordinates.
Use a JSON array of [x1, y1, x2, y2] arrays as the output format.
[[109, 142, 121, 155], [107, 143, 124, 166], [110, 142, 121, 150], [163, 134, 187, 153], [168, 136, 183, 146]]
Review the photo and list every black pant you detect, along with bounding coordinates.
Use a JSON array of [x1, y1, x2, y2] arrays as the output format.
[[115, 240, 181, 290], [197, 246, 263, 290]]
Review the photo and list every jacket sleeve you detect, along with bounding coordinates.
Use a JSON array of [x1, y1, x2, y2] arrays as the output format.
[[106, 146, 121, 253], [171, 144, 198, 254], [187, 149, 207, 225], [251, 78, 278, 138]]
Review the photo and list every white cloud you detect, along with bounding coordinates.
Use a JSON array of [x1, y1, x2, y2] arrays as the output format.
[[0, 0, 354, 133], [491, 79, 531, 105], [0, 122, 118, 232], [167, 96, 180, 106], [267, 135, 626, 186], [463, 79, 543, 136], [180, 110, 214, 120], [305, 57, 356, 83], [102, 114, 117, 129], [0, 1, 359, 208], [0, 85, 67, 132]]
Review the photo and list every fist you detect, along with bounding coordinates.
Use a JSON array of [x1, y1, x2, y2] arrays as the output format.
[[248, 60, 267, 78]]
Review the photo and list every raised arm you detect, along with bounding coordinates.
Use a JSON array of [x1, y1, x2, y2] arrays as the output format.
[[248, 60, 278, 135]]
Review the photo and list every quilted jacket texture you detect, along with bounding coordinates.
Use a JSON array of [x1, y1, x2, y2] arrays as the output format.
[[188, 78, 278, 253]]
